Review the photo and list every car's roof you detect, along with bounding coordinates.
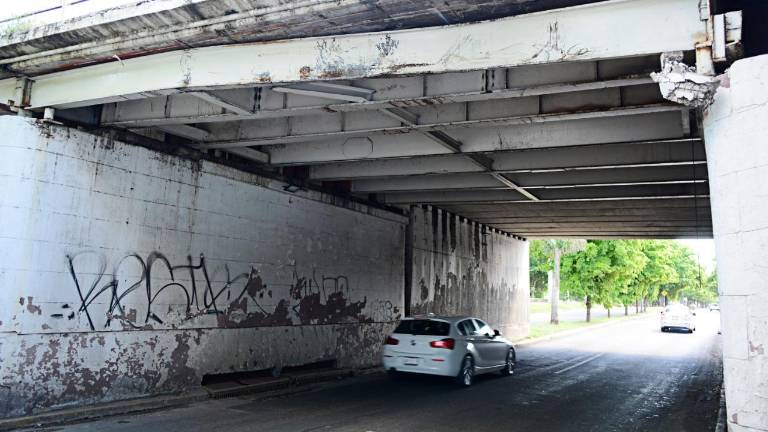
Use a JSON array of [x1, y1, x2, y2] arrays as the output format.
[[402, 315, 475, 323]]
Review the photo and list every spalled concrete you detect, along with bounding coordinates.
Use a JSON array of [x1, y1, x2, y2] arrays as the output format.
[[704, 54, 768, 432]]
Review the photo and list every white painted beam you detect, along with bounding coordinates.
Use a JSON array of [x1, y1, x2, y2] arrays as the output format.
[[4, 0, 705, 109], [309, 139, 705, 180], [103, 76, 655, 127], [225, 147, 270, 164], [154, 124, 210, 141], [200, 104, 682, 149], [382, 183, 708, 204], [272, 82, 375, 103], [270, 110, 688, 165], [187, 91, 253, 115], [350, 165, 708, 192]]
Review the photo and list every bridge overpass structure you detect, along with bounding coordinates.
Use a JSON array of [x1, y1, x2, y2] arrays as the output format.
[[0, 0, 765, 430]]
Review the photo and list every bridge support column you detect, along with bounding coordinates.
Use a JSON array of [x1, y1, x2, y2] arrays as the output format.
[[704, 54, 768, 432]]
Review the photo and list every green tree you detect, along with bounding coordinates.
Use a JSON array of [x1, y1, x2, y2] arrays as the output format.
[[529, 240, 551, 299], [627, 240, 677, 313], [541, 239, 586, 324], [561, 240, 646, 321]]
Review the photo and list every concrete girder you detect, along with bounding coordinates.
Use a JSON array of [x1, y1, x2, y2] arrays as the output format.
[[309, 139, 705, 180], [350, 164, 708, 193], [382, 183, 709, 204], [0, 0, 706, 110], [269, 110, 688, 165]]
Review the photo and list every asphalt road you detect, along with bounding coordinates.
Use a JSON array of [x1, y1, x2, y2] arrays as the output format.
[[32, 311, 723, 432]]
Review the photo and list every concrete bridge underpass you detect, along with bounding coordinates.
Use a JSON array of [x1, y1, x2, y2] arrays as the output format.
[[0, 0, 766, 430]]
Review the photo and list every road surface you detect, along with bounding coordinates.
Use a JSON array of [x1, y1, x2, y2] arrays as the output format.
[[30, 311, 723, 432]]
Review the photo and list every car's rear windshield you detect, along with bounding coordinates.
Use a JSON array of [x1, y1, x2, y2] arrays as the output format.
[[394, 319, 450, 336]]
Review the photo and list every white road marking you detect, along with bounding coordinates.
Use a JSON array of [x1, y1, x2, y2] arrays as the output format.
[[553, 353, 604, 374]]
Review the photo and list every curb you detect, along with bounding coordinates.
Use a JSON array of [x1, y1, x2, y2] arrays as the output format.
[[715, 386, 727, 432], [514, 312, 653, 347], [0, 368, 374, 431], [0, 389, 209, 432]]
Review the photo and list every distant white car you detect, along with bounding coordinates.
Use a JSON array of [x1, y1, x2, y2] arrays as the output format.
[[383, 315, 516, 387], [710, 303, 720, 312], [660, 305, 696, 333]]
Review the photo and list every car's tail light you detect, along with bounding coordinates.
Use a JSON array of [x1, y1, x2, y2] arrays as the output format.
[[385, 336, 399, 345], [430, 338, 455, 350]]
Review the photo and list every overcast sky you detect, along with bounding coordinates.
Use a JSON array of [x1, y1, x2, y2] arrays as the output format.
[[677, 239, 717, 272]]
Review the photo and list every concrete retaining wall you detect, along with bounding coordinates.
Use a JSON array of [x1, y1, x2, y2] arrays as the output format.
[[409, 206, 529, 341], [704, 54, 768, 432], [0, 116, 405, 418]]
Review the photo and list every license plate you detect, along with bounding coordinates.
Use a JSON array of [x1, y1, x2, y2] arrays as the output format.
[[403, 358, 420, 366]]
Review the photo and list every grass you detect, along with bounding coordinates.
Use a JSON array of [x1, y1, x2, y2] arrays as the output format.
[[526, 307, 661, 340], [529, 301, 586, 314]]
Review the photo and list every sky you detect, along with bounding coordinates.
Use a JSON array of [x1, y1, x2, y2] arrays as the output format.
[[677, 239, 717, 272]]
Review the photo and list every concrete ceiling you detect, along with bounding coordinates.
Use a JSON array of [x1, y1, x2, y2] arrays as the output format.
[[0, 0, 718, 239]]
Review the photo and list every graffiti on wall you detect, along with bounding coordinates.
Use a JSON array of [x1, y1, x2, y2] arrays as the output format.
[[57, 251, 396, 331]]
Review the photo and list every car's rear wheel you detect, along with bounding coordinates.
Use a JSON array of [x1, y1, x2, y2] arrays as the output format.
[[500, 347, 516, 376], [456, 355, 474, 387]]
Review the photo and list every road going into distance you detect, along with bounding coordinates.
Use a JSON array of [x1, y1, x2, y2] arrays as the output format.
[[31, 311, 723, 432]]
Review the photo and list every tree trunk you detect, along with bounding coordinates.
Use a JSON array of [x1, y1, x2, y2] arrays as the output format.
[[635, 300, 639, 314], [625, 305, 629, 316], [607, 308, 611, 318], [550, 248, 561, 325], [586, 295, 592, 322]]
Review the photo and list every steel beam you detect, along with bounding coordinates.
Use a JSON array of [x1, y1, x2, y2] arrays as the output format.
[[309, 139, 706, 180], [102, 76, 654, 127], [382, 184, 709, 204], [187, 91, 253, 115], [350, 165, 707, 192], [438, 197, 711, 213], [199, 105, 681, 149], [6, 0, 705, 109], [270, 110, 688, 165]]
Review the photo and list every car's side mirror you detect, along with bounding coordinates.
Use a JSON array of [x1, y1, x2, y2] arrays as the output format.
[[493, 329, 501, 337]]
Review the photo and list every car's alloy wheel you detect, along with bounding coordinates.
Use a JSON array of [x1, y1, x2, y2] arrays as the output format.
[[501, 347, 516, 376], [457, 356, 474, 387]]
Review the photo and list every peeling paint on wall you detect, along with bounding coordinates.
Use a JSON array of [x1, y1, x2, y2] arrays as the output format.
[[0, 116, 405, 419], [409, 206, 529, 340]]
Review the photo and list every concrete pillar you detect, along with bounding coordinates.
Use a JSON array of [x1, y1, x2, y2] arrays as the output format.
[[704, 54, 768, 432]]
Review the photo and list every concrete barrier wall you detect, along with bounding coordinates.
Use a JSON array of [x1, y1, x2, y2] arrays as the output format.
[[704, 54, 768, 432], [409, 206, 529, 341], [0, 116, 406, 418]]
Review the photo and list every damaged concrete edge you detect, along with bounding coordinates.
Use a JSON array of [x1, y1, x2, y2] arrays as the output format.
[[651, 52, 721, 110], [0, 367, 379, 431]]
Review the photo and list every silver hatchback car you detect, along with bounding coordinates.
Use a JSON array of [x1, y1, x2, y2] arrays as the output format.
[[382, 315, 516, 386]]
